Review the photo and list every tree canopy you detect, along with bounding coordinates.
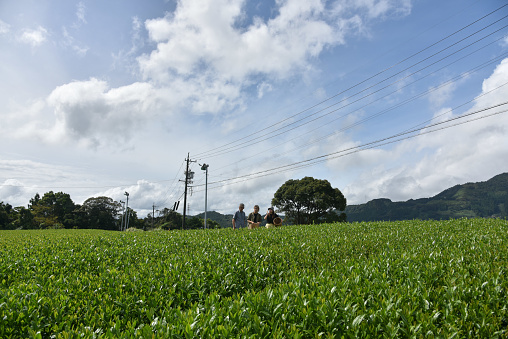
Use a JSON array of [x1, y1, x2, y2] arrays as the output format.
[[79, 196, 122, 230], [272, 177, 346, 225], [30, 191, 77, 229]]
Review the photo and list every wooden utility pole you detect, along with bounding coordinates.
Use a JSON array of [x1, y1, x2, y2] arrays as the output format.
[[181, 153, 195, 230]]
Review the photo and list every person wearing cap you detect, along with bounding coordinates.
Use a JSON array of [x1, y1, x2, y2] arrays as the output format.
[[247, 205, 262, 229], [264, 207, 282, 228], [232, 203, 247, 229]]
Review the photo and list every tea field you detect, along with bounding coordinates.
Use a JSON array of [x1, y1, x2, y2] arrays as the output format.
[[0, 219, 507, 338]]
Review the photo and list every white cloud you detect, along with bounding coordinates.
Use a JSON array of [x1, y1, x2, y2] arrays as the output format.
[[0, 179, 30, 207], [5, 0, 415, 149], [139, 0, 338, 82], [46, 78, 158, 147], [0, 20, 10, 34], [100, 180, 171, 216], [19, 26, 48, 47], [136, 0, 412, 115]]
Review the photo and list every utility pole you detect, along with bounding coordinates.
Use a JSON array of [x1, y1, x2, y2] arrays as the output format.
[[119, 200, 125, 231], [181, 153, 195, 230], [200, 163, 209, 229], [151, 203, 156, 231], [124, 192, 129, 231]]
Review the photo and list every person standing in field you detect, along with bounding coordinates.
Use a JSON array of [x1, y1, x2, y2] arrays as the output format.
[[247, 205, 262, 229], [264, 207, 281, 228], [232, 203, 247, 229]]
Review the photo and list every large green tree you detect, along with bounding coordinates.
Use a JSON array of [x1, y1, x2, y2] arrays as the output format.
[[29, 191, 77, 229], [79, 196, 122, 230], [272, 177, 347, 225]]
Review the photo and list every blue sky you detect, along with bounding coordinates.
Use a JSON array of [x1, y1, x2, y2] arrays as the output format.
[[1, 0, 507, 217]]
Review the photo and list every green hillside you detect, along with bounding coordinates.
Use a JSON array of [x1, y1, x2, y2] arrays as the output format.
[[345, 173, 508, 221], [194, 210, 234, 228]]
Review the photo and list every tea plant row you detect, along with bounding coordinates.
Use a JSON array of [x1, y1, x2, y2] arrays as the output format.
[[0, 218, 506, 337]]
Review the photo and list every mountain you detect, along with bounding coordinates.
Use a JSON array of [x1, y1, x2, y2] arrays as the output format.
[[345, 173, 508, 222], [194, 210, 233, 228]]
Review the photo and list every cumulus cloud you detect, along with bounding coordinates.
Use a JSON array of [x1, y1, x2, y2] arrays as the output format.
[[137, 0, 411, 114], [5, 0, 414, 149], [19, 26, 48, 46], [0, 179, 31, 207], [46, 78, 158, 147], [100, 180, 171, 216], [343, 57, 508, 204], [139, 0, 337, 82]]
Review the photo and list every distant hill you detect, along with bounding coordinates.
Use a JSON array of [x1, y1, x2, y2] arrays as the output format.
[[345, 173, 508, 222], [194, 211, 233, 228]]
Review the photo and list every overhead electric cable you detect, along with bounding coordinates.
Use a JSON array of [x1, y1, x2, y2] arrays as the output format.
[[215, 57, 508, 179], [197, 20, 508, 159], [192, 5, 508, 158], [199, 27, 508, 160], [193, 107, 508, 194], [192, 102, 508, 188]]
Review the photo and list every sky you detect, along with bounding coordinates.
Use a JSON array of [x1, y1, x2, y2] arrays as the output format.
[[1, 0, 507, 218]]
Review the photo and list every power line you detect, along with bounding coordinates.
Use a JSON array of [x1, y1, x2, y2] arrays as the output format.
[[192, 5, 508, 158], [193, 107, 507, 194], [196, 19, 508, 160], [192, 102, 508, 190], [203, 44, 508, 178]]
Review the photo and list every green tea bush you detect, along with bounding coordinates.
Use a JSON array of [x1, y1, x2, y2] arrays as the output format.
[[0, 219, 506, 337]]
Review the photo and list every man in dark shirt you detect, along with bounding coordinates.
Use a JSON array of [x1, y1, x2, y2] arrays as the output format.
[[232, 203, 247, 229]]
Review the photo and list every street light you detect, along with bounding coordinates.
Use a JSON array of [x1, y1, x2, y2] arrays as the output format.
[[200, 164, 209, 229]]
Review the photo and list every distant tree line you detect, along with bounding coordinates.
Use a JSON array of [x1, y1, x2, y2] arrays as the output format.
[[1, 176, 349, 230], [0, 191, 217, 231]]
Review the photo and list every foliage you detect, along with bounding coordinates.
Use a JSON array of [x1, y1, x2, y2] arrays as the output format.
[[272, 176, 347, 224], [78, 196, 122, 230], [185, 216, 204, 229], [1, 219, 506, 337], [156, 208, 183, 230], [346, 172, 508, 221], [12, 207, 36, 229], [28, 191, 78, 229], [205, 218, 221, 229]]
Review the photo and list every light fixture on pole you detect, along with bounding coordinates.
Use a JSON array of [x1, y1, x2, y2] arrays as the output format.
[[200, 163, 209, 229]]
